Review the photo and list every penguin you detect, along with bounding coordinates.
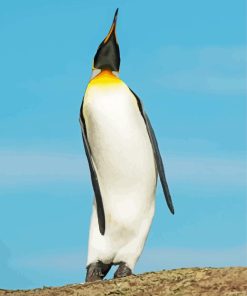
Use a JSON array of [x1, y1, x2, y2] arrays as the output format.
[[79, 9, 174, 282]]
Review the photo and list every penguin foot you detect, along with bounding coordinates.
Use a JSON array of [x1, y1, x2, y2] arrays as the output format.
[[85, 261, 112, 282], [114, 262, 132, 279]]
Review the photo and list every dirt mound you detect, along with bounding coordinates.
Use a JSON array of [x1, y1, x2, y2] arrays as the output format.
[[0, 267, 246, 296]]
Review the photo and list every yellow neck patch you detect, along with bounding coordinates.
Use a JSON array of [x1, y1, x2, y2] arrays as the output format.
[[88, 70, 121, 88]]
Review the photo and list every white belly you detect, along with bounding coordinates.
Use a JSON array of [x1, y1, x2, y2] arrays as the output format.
[[84, 81, 157, 268], [84, 82, 157, 224]]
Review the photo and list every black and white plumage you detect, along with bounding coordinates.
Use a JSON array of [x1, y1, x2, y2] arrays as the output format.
[[79, 9, 174, 282]]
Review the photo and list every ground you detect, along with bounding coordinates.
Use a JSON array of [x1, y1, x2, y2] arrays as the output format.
[[0, 267, 246, 296]]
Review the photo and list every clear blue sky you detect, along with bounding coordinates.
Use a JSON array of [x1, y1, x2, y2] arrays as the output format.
[[0, 0, 246, 290]]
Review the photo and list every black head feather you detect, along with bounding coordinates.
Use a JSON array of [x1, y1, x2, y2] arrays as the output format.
[[93, 9, 120, 71]]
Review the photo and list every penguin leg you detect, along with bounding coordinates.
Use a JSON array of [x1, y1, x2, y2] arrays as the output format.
[[114, 262, 132, 279], [85, 261, 112, 282], [113, 204, 155, 272]]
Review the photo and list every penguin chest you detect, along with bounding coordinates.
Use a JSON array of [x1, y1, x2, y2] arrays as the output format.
[[83, 79, 157, 224]]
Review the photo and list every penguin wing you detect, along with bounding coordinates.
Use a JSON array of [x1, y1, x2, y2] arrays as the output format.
[[79, 103, 106, 235], [130, 89, 175, 214]]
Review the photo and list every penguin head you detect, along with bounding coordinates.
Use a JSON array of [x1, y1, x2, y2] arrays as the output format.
[[92, 9, 120, 73]]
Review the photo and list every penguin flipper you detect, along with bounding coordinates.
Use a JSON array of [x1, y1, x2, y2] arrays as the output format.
[[79, 105, 106, 235], [129, 89, 175, 215]]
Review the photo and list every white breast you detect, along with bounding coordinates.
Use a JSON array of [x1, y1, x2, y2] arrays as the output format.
[[83, 81, 157, 227]]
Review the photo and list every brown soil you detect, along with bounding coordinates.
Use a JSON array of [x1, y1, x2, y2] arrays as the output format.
[[0, 267, 246, 296]]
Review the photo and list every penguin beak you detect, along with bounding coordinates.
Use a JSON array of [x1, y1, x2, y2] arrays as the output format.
[[103, 8, 118, 44], [93, 9, 120, 72]]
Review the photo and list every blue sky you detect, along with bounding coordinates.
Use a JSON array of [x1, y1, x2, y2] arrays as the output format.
[[0, 0, 246, 290]]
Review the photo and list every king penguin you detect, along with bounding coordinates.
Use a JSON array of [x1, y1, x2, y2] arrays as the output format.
[[79, 9, 174, 282]]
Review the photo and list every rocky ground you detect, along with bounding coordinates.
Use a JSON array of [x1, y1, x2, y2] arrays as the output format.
[[0, 267, 246, 296]]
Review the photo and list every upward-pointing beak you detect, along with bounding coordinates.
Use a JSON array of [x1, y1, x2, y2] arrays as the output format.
[[93, 8, 120, 72], [103, 8, 119, 44]]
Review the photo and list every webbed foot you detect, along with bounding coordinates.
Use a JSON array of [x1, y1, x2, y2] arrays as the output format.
[[114, 262, 132, 278], [85, 261, 112, 282]]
